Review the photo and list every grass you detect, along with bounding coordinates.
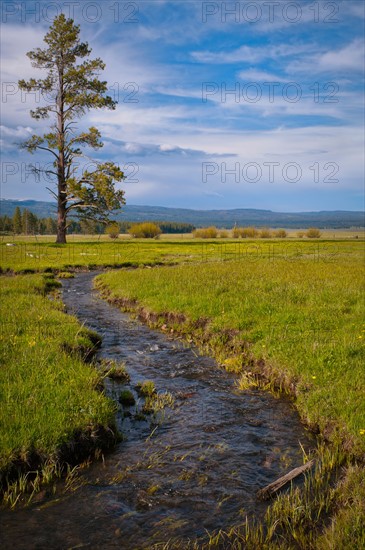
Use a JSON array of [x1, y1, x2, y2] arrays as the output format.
[[94, 240, 365, 547], [136, 380, 157, 397], [96, 246, 365, 455], [119, 389, 136, 407], [142, 391, 175, 415], [99, 359, 130, 382], [1, 235, 364, 545], [1, 229, 364, 244], [0, 235, 362, 273], [0, 273, 116, 502]]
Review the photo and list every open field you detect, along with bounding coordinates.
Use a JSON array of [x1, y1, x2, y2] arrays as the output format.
[[0, 274, 116, 502], [0, 237, 364, 545], [0, 235, 362, 273], [1, 227, 364, 243]]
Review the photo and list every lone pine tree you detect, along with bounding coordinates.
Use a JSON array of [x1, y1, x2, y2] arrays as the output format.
[[19, 14, 125, 243]]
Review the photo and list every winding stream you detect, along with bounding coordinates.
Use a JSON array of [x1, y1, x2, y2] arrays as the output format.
[[0, 272, 313, 549]]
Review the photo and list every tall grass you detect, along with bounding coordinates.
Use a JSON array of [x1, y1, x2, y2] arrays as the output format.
[[0, 274, 116, 499]]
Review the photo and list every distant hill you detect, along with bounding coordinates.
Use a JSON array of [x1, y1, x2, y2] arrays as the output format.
[[1, 199, 364, 229], [0, 200, 58, 219]]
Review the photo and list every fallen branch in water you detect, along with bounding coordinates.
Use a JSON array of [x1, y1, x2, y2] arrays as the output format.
[[257, 459, 316, 500]]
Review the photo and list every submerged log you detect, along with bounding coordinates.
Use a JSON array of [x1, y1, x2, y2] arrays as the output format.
[[257, 458, 315, 500]]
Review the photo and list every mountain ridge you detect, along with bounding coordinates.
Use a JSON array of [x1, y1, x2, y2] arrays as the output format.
[[1, 199, 364, 228]]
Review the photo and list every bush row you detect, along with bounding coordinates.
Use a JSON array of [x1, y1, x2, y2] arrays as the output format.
[[105, 223, 323, 239], [193, 227, 322, 239]]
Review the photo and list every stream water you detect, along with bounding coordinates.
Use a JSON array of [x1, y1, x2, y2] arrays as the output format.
[[0, 272, 313, 549]]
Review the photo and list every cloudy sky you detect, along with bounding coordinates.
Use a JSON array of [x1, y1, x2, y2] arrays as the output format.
[[1, 0, 364, 211]]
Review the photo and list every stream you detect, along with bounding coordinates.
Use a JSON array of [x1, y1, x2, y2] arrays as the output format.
[[0, 272, 313, 549]]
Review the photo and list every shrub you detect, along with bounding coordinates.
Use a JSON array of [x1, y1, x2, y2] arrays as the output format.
[[219, 230, 229, 238], [259, 228, 272, 238], [274, 229, 287, 238], [232, 227, 242, 239], [232, 227, 259, 238], [242, 227, 259, 238], [193, 226, 218, 239], [105, 222, 120, 239], [306, 227, 322, 238], [128, 222, 161, 239], [297, 231, 305, 238]]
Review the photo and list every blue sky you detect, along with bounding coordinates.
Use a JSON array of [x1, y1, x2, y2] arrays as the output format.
[[1, 0, 364, 211]]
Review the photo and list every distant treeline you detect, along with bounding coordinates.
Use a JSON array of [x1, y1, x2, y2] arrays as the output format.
[[0, 207, 104, 235], [0, 207, 195, 235]]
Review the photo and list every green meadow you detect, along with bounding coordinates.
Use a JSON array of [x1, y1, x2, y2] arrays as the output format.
[[0, 236, 359, 273], [97, 242, 365, 456], [95, 240, 365, 548], [0, 273, 115, 503], [0, 236, 364, 546]]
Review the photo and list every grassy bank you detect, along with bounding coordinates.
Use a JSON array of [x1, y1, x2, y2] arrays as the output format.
[[96, 253, 365, 454], [95, 246, 365, 547], [0, 274, 116, 503]]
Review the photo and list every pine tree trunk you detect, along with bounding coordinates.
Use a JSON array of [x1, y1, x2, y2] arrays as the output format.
[[56, 193, 67, 243], [55, 59, 67, 244]]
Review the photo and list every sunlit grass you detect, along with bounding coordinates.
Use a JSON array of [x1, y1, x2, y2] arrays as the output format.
[[95, 241, 365, 548], [0, 236, 362, 273], [97, 248, 365, 454], [0, 274, 115, 489], [1, 236, 364, 545]]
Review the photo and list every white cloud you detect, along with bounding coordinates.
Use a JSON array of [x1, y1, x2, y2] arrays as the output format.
[[153, 86, 203, 100], [0, 125, 34, 151], [347, 2, 365, 18], [89, 104, 196, 142], [316, 40, 364, 72], [0, 25, 48, 81], [191, 43, 316, 64], [103, 138, 229, 159], [124, 142, 144, 154], [159, 143, 175, 152], [287, 40, 365, 74], [237, 69, 288, 82], [0, 125, 33, 138]]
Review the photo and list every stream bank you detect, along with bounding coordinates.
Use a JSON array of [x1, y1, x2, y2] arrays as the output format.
[[0, 272, 313, 549]]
